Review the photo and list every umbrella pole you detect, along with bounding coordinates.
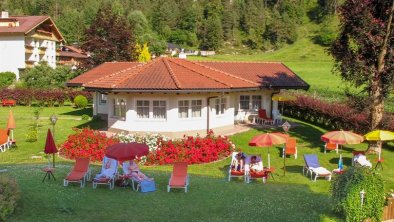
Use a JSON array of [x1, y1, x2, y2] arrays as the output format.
[[283, 152, 286, 176], [267, 148, 271, 169], [52, 153, 55, 168]]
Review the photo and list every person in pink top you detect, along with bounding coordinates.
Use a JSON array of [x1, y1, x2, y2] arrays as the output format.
[[128, 160, 153, 181]]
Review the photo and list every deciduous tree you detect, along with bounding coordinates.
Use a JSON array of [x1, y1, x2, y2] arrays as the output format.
[[82, 4, 136, 67], [330, 1, 394, 134]]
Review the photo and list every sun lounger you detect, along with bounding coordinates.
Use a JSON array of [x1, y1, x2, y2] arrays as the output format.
[[92, 156, 118, 189], [303, 154, 332, 182], [0, 129, 10, 152], [245, 155, 267, 183], [283, 137, 297, 159], [324, 142, 338, 154], [64, 157, 91, 188], [352, 152, 372, 168], [228, 152, 247, 182], [167, 162, 189, 192], [256, 109, 273, 125]]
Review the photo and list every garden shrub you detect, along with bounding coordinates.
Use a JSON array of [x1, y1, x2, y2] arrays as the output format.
[[74, 95, 88, 108], [0, 72, 16, 88], [21, 64, 77, 89], [60, 128, 119, 162], [0, 88, 92, 106], [331, 167, 385, 222], [0, 175, 20, 221], [81, 114, 90, 120], [285, 95, 371, 133]]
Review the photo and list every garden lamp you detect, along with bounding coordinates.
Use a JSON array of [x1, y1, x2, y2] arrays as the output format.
[[282, 121, 291, 133], [50, 115, 58, 140]]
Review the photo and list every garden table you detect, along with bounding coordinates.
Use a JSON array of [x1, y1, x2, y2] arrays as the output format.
[[42, 167, 56, 182]]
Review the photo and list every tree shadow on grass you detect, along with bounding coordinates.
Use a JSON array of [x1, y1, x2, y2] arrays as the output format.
[[75, 118, 107, 130], [60, 107, 92, 116], [285, 165, 304, 174], [329, 157, 352, 166]]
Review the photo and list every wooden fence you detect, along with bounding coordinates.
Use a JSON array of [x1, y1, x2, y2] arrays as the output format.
[[383, 198, 394, 221]]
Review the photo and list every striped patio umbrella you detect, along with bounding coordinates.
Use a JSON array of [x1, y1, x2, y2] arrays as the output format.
[[321, 130, 364, 145]]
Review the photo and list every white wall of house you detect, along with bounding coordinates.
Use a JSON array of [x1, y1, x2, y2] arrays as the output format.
[[93, 92, 108, 115], [101, 90, 274, 134], [233, 90, 277, 122], [0, 35, 25, 79]]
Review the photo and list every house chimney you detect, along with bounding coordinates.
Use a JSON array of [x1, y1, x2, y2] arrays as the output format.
[[1, 11, 9, 18]]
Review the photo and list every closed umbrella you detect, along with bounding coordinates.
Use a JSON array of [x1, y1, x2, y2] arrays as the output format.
[[7, 110, 15, 141], [249, 132, 288, 168], [44, 129, 57, 168], [105, 142, 149, 161]]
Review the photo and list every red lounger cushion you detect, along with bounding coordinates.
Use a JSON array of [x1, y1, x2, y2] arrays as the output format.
[[250, 171, 266, 178], [66, 171, 86, 181], [169, 175, 187, 186], [231, 170, 244, 176]]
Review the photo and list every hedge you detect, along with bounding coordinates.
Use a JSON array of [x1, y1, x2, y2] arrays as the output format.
[[0, 88, 92, 107], [284, 95, 394, 133]]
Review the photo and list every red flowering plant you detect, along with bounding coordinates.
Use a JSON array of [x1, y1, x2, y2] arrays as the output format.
[[60, 128, 119, 162], [145, 130, 235, 165]]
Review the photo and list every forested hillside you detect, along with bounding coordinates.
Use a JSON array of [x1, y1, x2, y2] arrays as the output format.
[[0, 0, 338, 53]]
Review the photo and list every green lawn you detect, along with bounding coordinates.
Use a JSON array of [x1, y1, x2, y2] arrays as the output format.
[[1, 106, 393, 221]]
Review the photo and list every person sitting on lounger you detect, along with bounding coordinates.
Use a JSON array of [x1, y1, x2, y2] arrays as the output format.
[[128, 160, 154, 182], [95, 157, 116, 180], [232, 152, 246, 172], [249, 156, 263, 174]]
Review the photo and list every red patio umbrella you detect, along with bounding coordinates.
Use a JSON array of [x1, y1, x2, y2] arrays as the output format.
[[321, 130, 364, 145], [105, 142, 149, 161], [249, 132, 288, 168], [7, 110, 15, 141], [44, 129, 58, 168]]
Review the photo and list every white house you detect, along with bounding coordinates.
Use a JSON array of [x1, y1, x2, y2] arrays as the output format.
[[0, 11, 64, 79], [68, 58, 309, 137]]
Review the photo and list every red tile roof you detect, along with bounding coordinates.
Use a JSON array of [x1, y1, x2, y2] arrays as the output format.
[[0, 16, 64, 42], [67, 58, 309, 91], [67, 62, 143, 86], [200, 61, 308, 89]]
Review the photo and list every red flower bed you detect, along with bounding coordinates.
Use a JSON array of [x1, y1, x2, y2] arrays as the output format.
[[145, 131, 234, 165], [60, 128, 119, 162]]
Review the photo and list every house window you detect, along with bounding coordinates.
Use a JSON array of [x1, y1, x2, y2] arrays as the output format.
[[215, 97, 226, 115], [99, 93, 107, 105], [240, 95, 250, 110], [136, 100, 149, 118], [191, 100, 202, 117], [252, 95, 262, 110], [113, 98, 126, 119], [178, 100, 189, 118], [153, 100, 166, 119]]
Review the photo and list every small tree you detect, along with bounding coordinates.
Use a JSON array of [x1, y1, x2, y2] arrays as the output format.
[[0, 72, 16, 88], [136, 43, 151, 62], [331, 167, 385, 222]]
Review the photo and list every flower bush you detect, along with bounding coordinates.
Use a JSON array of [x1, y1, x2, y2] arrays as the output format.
[[60, 128, 234, 165], [59, 128, 119, 162], [145, 131, 235, 165], [116, 132, 168, 164]]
